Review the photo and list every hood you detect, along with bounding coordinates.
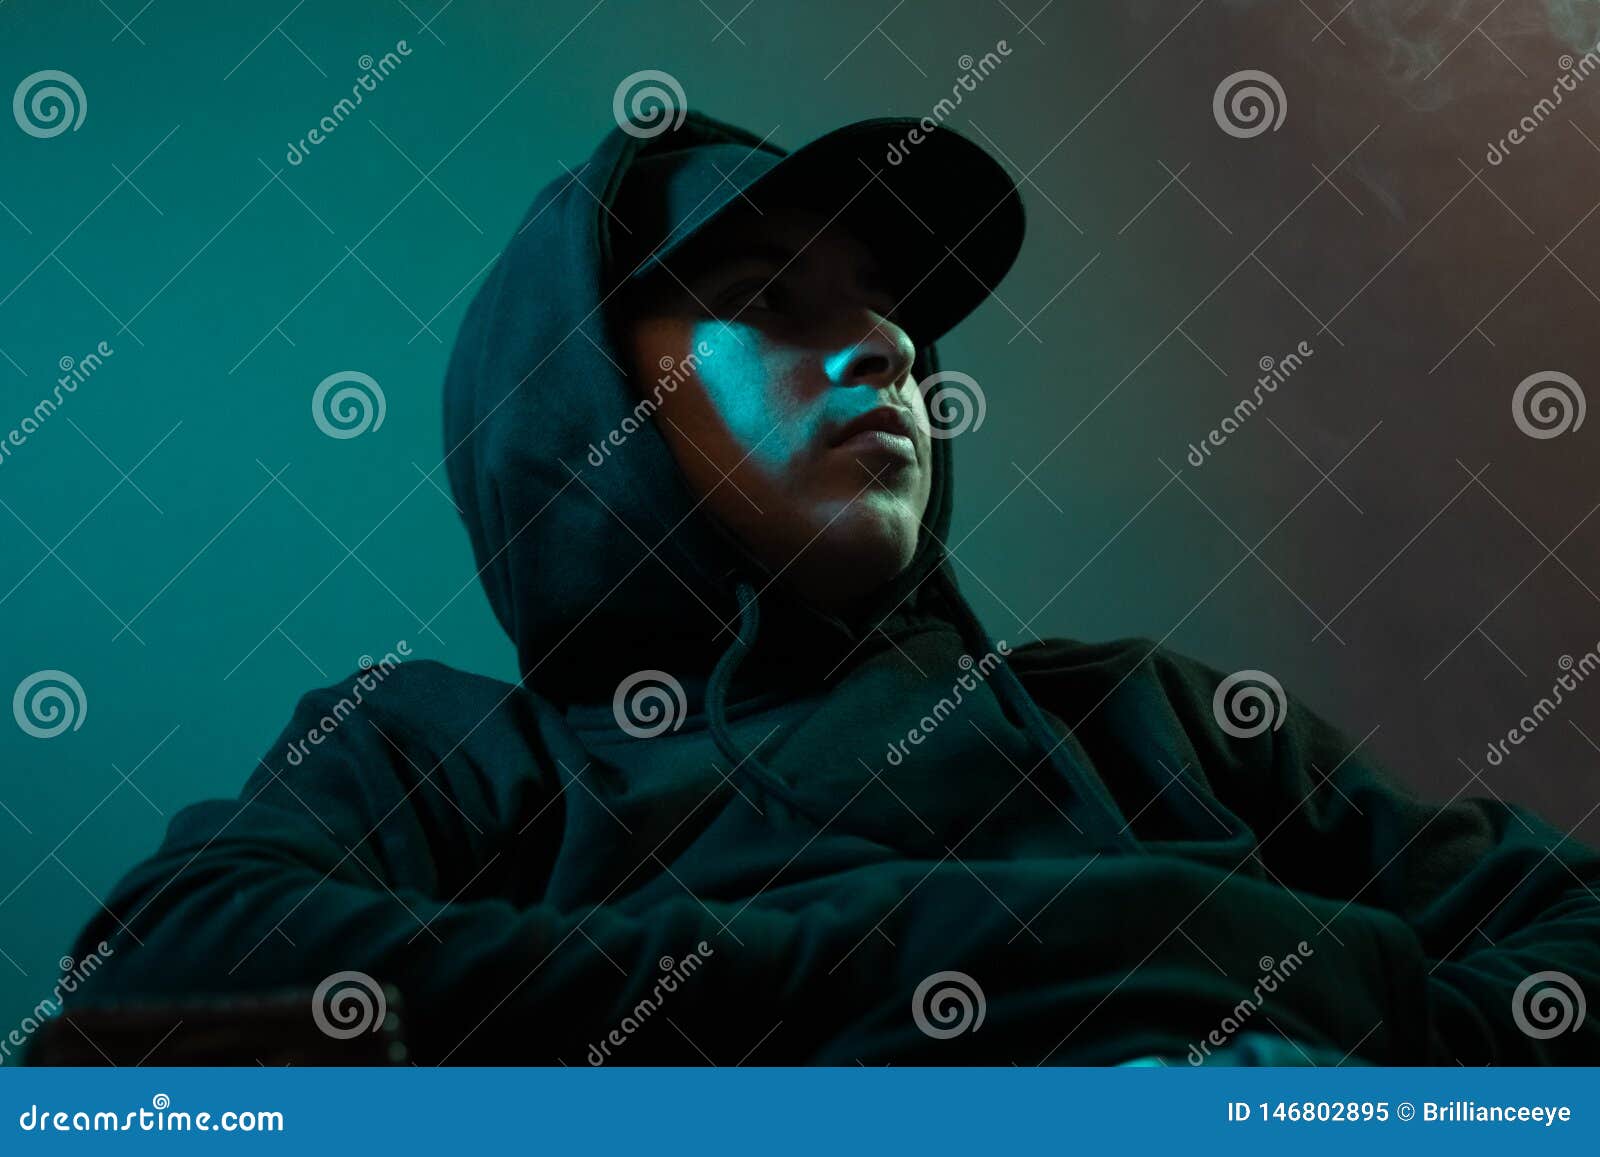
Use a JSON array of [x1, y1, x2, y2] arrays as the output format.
[[442, 110, 961, 704]]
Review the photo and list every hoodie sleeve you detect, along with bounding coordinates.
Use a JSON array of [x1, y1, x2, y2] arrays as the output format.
[[63, 661, 1433, 1067], [59, 668, 940, 1065], [1150, 646, 1600, 1064], [72, 665, 1126, 1062]]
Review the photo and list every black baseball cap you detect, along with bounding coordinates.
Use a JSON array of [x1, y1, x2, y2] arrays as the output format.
[[607, 113, 1026, 343]]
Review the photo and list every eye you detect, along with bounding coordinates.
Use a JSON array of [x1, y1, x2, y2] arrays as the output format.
[[718, 276, 785, 314]]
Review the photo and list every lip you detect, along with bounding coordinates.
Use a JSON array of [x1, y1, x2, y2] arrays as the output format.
[[829, 406, 919, 465], [829, 405, 917, 447], [838, 428, 918, 464]]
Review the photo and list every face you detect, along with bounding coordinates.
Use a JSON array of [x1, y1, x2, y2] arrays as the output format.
[[621, 207, 933, 609]]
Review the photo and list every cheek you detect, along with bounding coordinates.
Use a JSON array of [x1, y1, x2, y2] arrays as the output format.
[[688, 322, 811, 470], [628, 316, 698, 392], [627, 320, 734, 480]]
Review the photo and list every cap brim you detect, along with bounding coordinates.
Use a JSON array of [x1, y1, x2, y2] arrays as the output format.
[[631, 117, 1026, 345]]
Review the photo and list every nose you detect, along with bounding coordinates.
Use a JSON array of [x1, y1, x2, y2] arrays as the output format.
[[826, 311, 916, 390]]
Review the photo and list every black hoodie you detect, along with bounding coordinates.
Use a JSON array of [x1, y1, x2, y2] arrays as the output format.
[[64, 112, 1600, 1066]]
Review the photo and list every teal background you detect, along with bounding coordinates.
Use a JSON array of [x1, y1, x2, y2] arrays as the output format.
[[4, 0, 1600, 1042]]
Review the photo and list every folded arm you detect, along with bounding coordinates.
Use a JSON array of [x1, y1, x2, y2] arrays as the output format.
[[1150, 648, 1600, 1064]]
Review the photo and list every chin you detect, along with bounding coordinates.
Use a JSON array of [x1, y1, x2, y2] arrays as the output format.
[[792, 497, 922, 605]]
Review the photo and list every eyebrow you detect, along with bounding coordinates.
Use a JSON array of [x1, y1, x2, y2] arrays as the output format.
[[693, 239, 887, 290], [705, 241, 804, 274]]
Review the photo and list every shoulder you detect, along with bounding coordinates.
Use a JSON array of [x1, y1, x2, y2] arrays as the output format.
[[1006, 634, 1223, 689], [277, 656, 554, 772], [250, 657, 564, 841], [288, 655, 518, 721], [1010, 635, 1342, 763], [1008, 635, 1290, 752]]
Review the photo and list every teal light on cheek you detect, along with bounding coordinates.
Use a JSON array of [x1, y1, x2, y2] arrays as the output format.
[[689, 321, 800, 467]]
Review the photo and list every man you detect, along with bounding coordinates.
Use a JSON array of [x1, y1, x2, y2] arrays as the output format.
[[61, 110, 1600, 1065]]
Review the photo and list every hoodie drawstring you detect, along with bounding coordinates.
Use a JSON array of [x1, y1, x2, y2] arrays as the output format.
[[933, 569, 1145, 855], [706, 581, 833, 824]]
